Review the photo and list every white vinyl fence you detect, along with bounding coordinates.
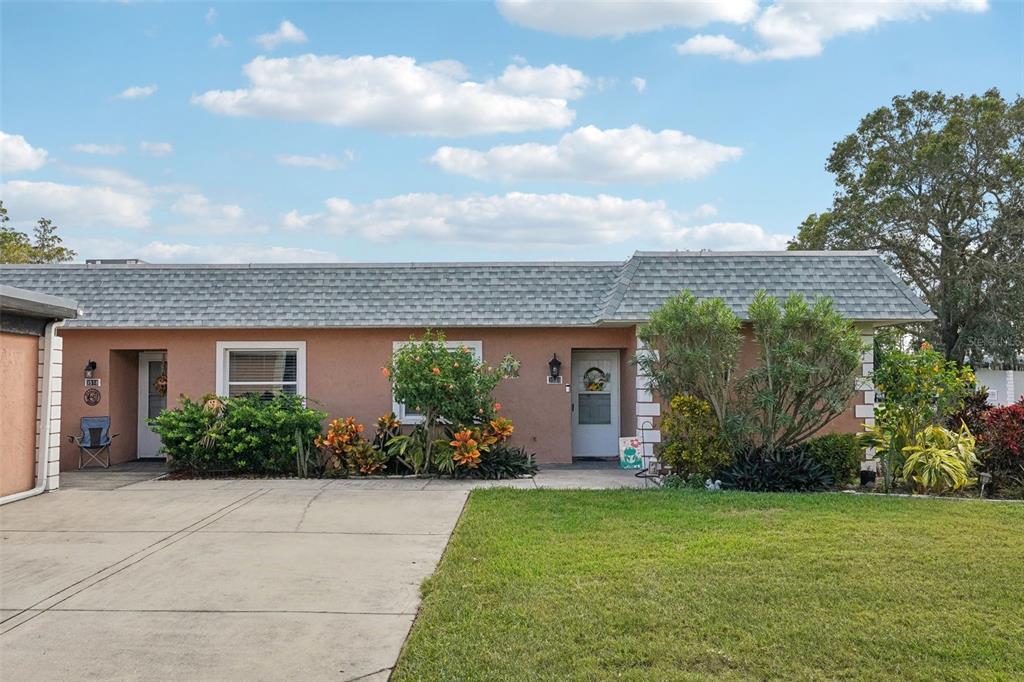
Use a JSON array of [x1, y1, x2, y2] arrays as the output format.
[[973, 368, 1024, 406]]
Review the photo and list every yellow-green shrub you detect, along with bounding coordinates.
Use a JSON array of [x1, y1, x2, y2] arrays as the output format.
[[656, 395, 732, 478], [902, 423, 978, 494]]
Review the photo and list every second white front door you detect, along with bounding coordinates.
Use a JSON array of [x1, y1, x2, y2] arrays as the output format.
[[571, 350, 620, 457], [137, 352, 167, 458]]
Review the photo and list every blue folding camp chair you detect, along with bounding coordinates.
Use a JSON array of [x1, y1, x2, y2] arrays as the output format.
[[69, 416, 118, 469]]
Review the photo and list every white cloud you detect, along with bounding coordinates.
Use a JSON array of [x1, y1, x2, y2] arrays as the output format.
[[139, 141, 173, 156], [496, 0, 759, 37], [64, 166, 150, 193], [133, 241, 338, 263], [209, 33, 231, 48], [0, 131, 48, 173], [281, 191, 785, 250], [494, 63, 589, 99], [659, 222, 790, 250], [205, 7, 217, 24], [631, 76, 647, 93], [2, 165, 264, 239], [169, 192, 260, 234], [424, 59, 469, 79], [275, 152, 351, 171], [63, 234, 339, 264], [677, 0, 989, 62], [254, 20, 308, 51], [116, 84, 158, 99], [676, 34, 758, 62], [71, 143, 126, 156], [0, 180, 153, 229], [430, 125, 742, 184], [192, 54, 579, 135]]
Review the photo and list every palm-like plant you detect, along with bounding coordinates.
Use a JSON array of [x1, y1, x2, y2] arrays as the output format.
[[901, 423, 978, 494]]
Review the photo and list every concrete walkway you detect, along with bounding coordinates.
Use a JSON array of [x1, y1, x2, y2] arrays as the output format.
[[0, 463, 643, 681]]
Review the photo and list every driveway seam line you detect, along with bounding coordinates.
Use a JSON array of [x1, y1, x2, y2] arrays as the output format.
[[0, 489, 269, 636], [346, 665, 392, 682]]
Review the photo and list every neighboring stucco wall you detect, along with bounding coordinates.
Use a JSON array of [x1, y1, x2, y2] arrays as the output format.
[[0, 330, 62, 495], [56, 326, 639, 467], [1, 332, 39, 496]]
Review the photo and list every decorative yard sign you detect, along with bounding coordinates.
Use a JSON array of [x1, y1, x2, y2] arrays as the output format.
[[619, 437, 643, 469]]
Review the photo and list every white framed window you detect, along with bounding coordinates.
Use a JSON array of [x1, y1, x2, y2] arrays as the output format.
[[391, 340, 482, 424], [216, 341, 307, 399]]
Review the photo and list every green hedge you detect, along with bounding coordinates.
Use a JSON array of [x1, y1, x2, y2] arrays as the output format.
[[802, 433, 864, 485], [149, 393, 325, 475]]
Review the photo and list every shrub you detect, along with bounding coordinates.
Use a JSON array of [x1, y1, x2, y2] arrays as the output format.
[[434, 417, 520, 477], [944, 388, 992, 435], [385, 330, 519, 473], [316, 417, 363, 473], [316, 416, 393, 476], [656, 395, 732, 478], [721, 446, 834, 492], [347, 440, 389, 476], [662, 472, 708, 490], [635, 292, 743, 432], [873, 342, 976, 428], [870, 342, 977, 492], [902, 424, 978, 494], [471, 444, 538, 480], [803, 433, 864, 485], [150, 393, 325, 475], [977, 400, 1024, 491], [738, 292, 863, 450], [637, 289, 863, 451]]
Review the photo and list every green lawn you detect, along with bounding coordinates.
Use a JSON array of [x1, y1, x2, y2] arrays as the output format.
[[394, 490, 1024, 681]]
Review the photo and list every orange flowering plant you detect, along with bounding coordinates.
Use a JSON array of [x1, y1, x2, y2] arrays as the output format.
[[449, 429, 482, 468], [384, 330, 520, 474], [438, 414, 517, 472], [315, 416, 388, 476]]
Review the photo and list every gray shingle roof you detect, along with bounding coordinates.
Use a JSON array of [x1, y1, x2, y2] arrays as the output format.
[[0, 252, 932, 328], [605, 252, 935, 323]]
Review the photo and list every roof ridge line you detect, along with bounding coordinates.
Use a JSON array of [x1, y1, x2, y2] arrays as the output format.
[[631, 250, 879, 257], [869, 256, 932, 316], [595, 255, 642, 323]]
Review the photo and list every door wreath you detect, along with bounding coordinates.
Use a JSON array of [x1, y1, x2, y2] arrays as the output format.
[[583, 367, 609, 392]]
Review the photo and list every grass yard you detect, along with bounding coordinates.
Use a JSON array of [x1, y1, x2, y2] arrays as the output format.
[[394, 490, 1024, 681]]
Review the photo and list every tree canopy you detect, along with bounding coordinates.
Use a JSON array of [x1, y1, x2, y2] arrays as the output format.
[[0, 201, 77, 264], [636, 289, 862, 450], [789, 89, 1024, 365]]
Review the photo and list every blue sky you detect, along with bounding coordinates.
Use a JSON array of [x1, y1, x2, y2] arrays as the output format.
[[1, 1, 1020, 263]]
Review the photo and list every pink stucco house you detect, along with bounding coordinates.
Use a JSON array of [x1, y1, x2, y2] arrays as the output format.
[[0, 251, 933, 469]]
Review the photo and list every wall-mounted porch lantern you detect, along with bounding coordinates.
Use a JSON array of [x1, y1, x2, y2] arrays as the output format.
[[547, 353, 562, 384], [84, 360, 97, 378]]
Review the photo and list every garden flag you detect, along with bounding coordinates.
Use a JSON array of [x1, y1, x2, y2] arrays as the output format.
[[619, 437, 643, 469]]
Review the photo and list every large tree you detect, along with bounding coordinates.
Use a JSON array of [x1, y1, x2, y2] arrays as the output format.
[[789, 89, 1024, 365], [0, 201, 76, 263]]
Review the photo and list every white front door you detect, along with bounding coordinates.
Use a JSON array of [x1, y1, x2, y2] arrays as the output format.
[[137, 352, 167, 458], [571, 350, 620, 457]]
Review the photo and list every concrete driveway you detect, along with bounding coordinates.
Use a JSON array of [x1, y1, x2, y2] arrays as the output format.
[[0, 478, 468, 681]]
